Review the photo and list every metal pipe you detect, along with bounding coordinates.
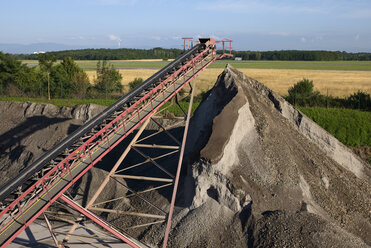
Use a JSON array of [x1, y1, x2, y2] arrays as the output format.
[[162, 77, 197, 248]]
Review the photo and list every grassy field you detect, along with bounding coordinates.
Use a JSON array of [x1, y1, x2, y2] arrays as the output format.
[[23, 60, 371, 71], [299, 107, 371, 146], [211, 60, 371, 71], [81, 60, 371, 71]]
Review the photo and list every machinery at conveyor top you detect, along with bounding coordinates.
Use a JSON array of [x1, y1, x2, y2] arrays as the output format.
[[0, 37, 232, 247]]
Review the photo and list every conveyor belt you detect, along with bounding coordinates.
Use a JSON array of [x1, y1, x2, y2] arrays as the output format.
[[0, 43, 201, 203], [0, 38, 218, 247]]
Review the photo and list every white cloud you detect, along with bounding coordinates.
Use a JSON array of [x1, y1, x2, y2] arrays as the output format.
[[108, 34, 120, 41], [151, 36, 161, 41], [108, 34, 122, 47]]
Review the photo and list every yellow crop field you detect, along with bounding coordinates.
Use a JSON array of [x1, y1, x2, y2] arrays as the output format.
[[238, 69, 371, 97], [87, 68, 371, 97]]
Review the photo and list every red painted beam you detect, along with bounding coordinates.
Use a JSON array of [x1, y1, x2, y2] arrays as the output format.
[[59, 194, 142, 248], [0, 39, 229, 247]]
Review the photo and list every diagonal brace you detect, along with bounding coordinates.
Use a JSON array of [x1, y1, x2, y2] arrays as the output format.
[[60, 194, 143, 248]]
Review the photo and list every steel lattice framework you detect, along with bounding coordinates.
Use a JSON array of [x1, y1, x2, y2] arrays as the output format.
[[0, 38, 232, 247]]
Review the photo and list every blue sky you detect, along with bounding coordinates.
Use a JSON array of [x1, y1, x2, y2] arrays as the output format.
[[1, 0, 371, 52]]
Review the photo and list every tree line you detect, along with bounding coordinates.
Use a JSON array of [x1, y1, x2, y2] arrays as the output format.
[[230, 50, 371, 61], [16, 48, 183, 60], [14, 48, 371, 61], [0, 51, 122, 99], [285, 78, 370, 111]]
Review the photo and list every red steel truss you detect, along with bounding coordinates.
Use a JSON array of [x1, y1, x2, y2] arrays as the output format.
[[182, 37, 193, 50], [0, 38, 232, 247], [59, 194, 142, 247], [217, 38, 233, 58]]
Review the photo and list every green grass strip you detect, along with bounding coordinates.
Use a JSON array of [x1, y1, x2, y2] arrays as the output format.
[[299, 107, 371, 146], [23, 60, 371, 71]]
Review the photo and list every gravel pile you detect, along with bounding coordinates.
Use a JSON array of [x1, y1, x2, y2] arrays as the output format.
[[0, 102, 105, 183], [143, 65, 370, 247], [0, 65, 369, 247]]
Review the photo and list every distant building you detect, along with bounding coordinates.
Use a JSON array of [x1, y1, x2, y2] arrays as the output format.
[[235, 57, 242, 61], [33, 51, 46, 54]]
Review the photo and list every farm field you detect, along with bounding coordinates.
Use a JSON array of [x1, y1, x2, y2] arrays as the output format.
[[86, 68, 371, 97], [212, 60, 371, 71], [23, 60, 371, 71], [23, 59, 371, 97]]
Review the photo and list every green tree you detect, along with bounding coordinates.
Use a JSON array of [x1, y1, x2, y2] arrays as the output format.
[[287, 78, 320, 106], [0, 51, 39, 96], [95, 60, 122, 99], [60, 57, 90, 98], [0, 52, 22, 94], [128, 77, 143, 91], [39, 53, 56, 100], [288, 78, 315, 96], [14, 66, 40, 96], [50, 64, 70, 98]]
